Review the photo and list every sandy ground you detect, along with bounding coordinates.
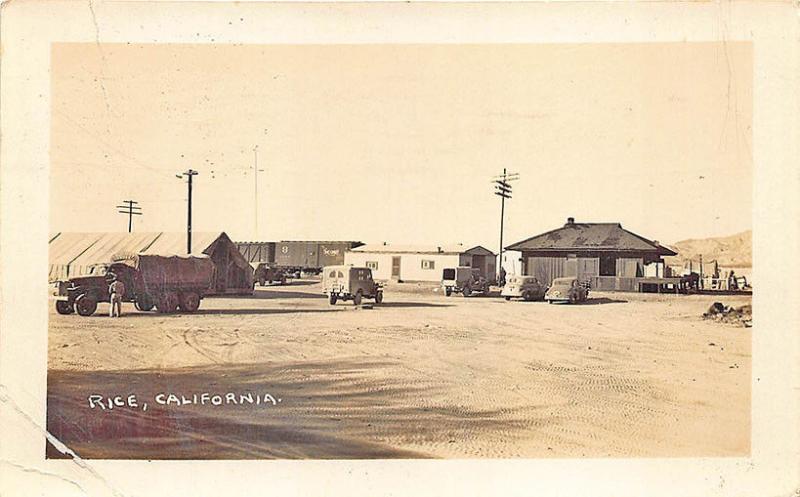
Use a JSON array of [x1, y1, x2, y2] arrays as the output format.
[[47, 280, 751, 459]]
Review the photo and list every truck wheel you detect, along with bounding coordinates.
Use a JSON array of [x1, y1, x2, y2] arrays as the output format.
[[281, 277, 287, 285], [504, 296, 511, 301], [55, 301, 74, 315], [569, 293, 578, 304], [523, 291, 532, 301], [74, 294, 97, 316], [258, 278, 266, 286], [179, 292, 201, 312], [445, 288, 452, 297], [353, 290, 363, 305], [156, 292, 179, 313], [375, 291, 383, 304], [135, 294, 155, 311], [329, 293, 337, 305], [462, 286, 472, 297]]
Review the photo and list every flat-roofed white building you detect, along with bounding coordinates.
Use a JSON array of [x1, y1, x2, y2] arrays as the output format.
[[344, 244, 496, 283]]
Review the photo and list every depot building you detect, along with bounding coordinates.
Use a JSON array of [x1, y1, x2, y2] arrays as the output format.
[[505, 218, 678, 291], [344, 244, 496, 283]]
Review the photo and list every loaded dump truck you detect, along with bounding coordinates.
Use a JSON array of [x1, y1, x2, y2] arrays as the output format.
[[51, 254, 215, 316]]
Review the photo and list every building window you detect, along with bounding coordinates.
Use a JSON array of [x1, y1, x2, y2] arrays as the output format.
[[421, 260, 435, 270], [366, 261, 378, 270], [600, 256, 616, 276]]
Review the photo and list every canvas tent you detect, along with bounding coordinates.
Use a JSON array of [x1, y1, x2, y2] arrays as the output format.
[[49, 232, 253, 295]]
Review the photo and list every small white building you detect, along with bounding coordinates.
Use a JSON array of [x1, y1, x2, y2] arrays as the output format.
[[344, 244, 496, 283]]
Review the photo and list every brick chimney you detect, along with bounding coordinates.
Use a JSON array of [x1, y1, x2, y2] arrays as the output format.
[[566, 217, 575, 226]]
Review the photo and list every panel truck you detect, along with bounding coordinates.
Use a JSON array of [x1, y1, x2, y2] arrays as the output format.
[[322, 265, 384, 305], [51, 254, 215, 316], [441, 267, 490, 297]]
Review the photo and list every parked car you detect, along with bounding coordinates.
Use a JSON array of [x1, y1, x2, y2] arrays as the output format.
[[322, 265, 383, 305], [253, 263, 288, 286], [544, 277, 589, 304], [441, 267, 490, 297], [501, 275, 546, 301], [51, 254, 215, 316]]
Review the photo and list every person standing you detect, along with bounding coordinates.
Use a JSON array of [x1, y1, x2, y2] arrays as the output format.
[[108, 273, 125, 317]]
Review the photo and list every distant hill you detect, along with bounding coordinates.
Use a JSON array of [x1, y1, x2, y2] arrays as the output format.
[[665, 230, 752, 269]]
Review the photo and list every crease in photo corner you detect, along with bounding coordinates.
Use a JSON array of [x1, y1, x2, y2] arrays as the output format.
[[0, 385, 128, 497]]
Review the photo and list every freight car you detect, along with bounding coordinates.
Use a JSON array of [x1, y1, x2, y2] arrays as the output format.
[[235, 242, 276, 265], [235, 240, 363, 275]]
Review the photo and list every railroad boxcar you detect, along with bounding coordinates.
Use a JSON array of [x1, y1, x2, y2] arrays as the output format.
[[273, 241, 363, 274]]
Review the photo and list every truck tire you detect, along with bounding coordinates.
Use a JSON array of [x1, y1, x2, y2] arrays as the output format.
[[329, 293, 337, 305], [55, 300, 74, 315], [523, 291, 532, 301], [504, 296, 511, 301], [74, 294, 97, 316], [156, 292, 179, 313], [462, 286, 472, 297], [258, 277, 266, 286], [179, 291, 201, 312], [375, 291, 383, 304], [135, 294, 155, 312], [445, 288, 452, 297], [353, 290, 363, 305], [569, 293, 578, 304]]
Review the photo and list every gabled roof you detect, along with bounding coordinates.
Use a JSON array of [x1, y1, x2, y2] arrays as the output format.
[[505, 221, 677, 256], [350, 244, 495, 256]]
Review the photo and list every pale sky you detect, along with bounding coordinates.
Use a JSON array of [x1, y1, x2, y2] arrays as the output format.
[[51, 42, 752, 254]]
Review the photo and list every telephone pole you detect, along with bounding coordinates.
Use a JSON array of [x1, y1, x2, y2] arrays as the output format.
[[492, 169, 519, 283], [177, 169, 199, 253], [252, 145, 264, 239], [116, 200, 142, 232]]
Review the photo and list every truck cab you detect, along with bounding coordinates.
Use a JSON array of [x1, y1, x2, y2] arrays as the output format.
[[51, 262, 138, 316], [253, 263, 288, 286]]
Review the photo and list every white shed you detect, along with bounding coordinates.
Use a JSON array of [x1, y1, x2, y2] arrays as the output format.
[[344, 244, 496, 283]]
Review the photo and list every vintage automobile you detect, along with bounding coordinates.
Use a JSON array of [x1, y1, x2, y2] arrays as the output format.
[[544, 277, 589, 304], [501, 275, 547, 301], [441, 267, 490, 297], [52, 254, 215, 316], [322, 265, 383, 305], [253, 263, 288, 286]]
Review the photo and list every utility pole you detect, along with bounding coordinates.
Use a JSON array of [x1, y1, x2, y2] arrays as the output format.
[[116, 200, 142, 232], [699, 254, 704, 290], [492, 169, 519, 283], [177, 169, 199, 253], [252, 145, 264, 239]]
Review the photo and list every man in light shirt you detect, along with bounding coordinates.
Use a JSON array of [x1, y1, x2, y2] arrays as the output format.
[[107, 273, 126, 318]]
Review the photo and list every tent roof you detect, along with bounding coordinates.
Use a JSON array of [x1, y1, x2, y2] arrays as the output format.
[[49, 232, 232, 268], [505, 222, 677, 256]]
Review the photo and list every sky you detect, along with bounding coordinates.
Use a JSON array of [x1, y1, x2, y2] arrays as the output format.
[[50, 42, 752, 261]]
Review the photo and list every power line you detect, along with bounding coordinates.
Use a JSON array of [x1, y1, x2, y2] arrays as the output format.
[[116, 200, 142, 232]]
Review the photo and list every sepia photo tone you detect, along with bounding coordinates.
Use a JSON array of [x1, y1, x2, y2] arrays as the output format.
[[45, 42, 754, 459]]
